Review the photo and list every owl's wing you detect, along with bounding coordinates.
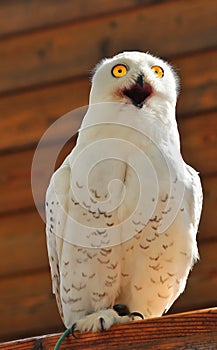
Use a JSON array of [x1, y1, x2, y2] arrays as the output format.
[[45, 160, 71, 321], [45, 141, 128, 319], [185, 164, 203, 234]]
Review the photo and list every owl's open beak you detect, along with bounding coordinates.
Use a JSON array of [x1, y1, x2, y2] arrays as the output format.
[[123, 74, 152, 109]]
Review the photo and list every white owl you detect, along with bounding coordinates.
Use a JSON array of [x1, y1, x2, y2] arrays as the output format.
[[46, 51, 203, 334]]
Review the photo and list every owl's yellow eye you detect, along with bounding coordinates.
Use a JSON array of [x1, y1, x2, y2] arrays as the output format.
[[151, 66, 164, 78], [111, 64, 128, 78]]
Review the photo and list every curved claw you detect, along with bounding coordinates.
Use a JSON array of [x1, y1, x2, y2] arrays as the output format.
[[99, 317, 105, 331], [129, 311, 144, 320], [71, 323, 79, 338], [113, 304, 130, 316]]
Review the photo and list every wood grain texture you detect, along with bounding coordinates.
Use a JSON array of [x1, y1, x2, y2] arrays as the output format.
[[0, 0, 164, 37], [175, 49, 217, 117], [169, 240, 217, 312], [0, 138, 76, 214], [0, 270, 63, 342], [0, 308, 216, 349], [178, 111, 217, 176], [0, 241, 216, 341], [0, 79, 88, 152], [0, 211, 46, 277], [0, 0, 216, 93], [0, 49, 216, 152], [200, 176, 217, 239]]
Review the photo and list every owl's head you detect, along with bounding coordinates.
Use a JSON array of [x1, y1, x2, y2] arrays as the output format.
[[90, 51, 179, 114]]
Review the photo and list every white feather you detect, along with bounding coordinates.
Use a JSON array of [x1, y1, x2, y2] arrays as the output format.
[[46, 51, 203, 330]]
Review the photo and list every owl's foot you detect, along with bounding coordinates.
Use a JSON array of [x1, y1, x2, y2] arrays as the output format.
[[71, 305, 143, 336]]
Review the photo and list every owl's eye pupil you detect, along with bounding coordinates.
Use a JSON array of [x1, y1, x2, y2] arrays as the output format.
[[151, 65, 164, 78], [111, 64, 128, 78]]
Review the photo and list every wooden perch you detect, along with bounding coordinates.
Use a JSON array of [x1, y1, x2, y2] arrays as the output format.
[[1, 308, 217, 349]]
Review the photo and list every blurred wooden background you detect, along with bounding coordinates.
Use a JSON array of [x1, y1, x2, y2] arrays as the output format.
[[0, 0, 216, 342]]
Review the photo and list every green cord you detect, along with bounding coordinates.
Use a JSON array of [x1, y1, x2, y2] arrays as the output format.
[[54, 328, 71, 350]]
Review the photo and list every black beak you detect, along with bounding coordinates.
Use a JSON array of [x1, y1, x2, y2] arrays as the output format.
[[123, 74, 152, 109], [136, 74, 145, 88]]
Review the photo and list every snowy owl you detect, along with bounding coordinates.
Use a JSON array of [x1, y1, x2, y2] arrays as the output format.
[[46, 51, 203, 334]]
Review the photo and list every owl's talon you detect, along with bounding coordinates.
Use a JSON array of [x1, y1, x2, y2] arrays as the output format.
[[113, 304, 143, 320], [71, 323, 79, 338], [129, 311, 144, 320], [99, 317, 105, 331], [113, 304, 130, 316]]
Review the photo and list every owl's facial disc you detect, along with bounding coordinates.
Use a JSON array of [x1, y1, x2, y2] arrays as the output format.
[[123, 74, 152, 109]]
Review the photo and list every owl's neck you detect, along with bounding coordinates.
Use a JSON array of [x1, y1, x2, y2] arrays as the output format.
[[78, 102, 180, 152]]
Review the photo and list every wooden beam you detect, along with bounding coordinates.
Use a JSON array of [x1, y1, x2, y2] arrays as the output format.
[[0, 0, 166, 37], [0, 270, 63, 342], [0, 211, 47, 277], [200, 175, 217, 239], [175, 49, 217, 117], [0, 0, 216, 93], [0, 79, 88, 152], [0, 138, 76, 214], [178, 111, 217, 175], [0, 308, 216, 349], [0, 80, 86, 152], [169, 240, 217, 312]]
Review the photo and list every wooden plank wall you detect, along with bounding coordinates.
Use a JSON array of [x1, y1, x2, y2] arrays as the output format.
[[1, 309, 217, 349], [0, 0, 216, 342]]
